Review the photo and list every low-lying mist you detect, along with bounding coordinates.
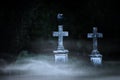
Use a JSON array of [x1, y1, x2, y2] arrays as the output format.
[[0, 54, 120, 77], [0, 54, 92, 76], [0, 39, 120, 80]]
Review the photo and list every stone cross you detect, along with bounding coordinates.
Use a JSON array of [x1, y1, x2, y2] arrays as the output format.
[[87, 27, 103, 53], [53, 13, 69, 63], [87, 27, 103, 65], [53, 25, 68, 51]]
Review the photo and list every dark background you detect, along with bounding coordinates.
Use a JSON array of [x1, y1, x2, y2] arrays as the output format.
[[0, 0, 119, 61]]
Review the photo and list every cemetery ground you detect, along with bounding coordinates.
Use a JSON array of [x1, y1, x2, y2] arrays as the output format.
[[0, 39, 120, 80]]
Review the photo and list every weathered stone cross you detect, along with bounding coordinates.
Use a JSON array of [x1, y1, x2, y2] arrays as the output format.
[[87, 27, 103, 53], [87, 27, 103, 65], [53, 25, 68, 51]]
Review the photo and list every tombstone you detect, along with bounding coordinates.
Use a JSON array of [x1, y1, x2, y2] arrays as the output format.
[[87, 27, 103, 65], [53, 24, 69, 63], [55, 54, 68, 63]]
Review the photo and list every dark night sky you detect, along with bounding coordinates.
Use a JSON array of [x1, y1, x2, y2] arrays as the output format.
[[0, 0, 120, 60], [0, 0, 119, 37]]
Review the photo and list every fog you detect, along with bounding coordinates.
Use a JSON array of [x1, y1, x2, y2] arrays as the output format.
[[0, 39, 120, 80], [0, 54, 90, 76], [0, 54, 120, 80]]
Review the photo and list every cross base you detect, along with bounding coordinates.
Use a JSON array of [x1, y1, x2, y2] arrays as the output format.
[[55, 53, 68, 63], [91, 50, 100, 55], [53, 49, 69, 63], [90, 50, 102, 65], [53, 49, 69, 54]]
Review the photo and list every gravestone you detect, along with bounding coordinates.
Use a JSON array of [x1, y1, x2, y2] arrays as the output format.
[[87, 27, 103, 65], [53, 13, 69, 63]]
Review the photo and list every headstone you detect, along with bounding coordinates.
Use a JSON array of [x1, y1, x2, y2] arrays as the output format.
[[87, 27, 103, 65], [53, 13, 69, 63], [55, 54, 68, 63]]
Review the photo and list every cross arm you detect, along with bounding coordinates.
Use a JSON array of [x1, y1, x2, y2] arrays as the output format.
[[63, 32, 69, 36], [53, 32, 58, 36], [87, 33, 93, 38], [87, 33, 103, 38], [97, 33, 103, 38]]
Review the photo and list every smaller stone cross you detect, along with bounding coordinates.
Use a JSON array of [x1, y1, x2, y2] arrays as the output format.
[[87, 27, 103, 65]]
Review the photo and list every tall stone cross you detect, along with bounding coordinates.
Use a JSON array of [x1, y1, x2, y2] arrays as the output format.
[[53, 25, 68, 52], [87, 27, 103, 65], [53, 13, 69, 63]]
